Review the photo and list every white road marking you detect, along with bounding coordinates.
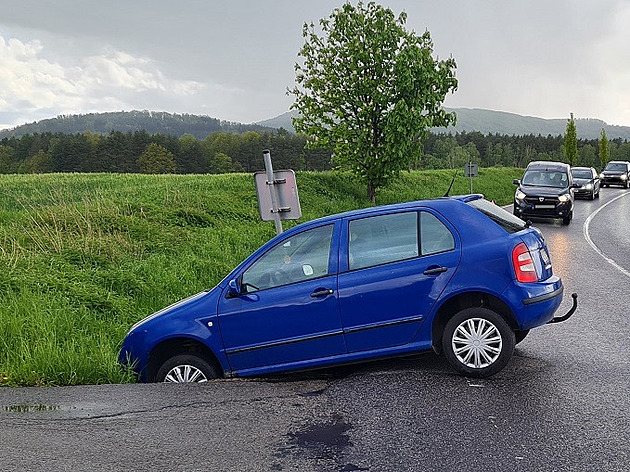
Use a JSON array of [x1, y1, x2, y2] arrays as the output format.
[[583, 192, 630, 279]]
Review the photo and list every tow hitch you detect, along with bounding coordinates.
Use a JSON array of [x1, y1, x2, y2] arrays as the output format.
[[547, 292, 578, 324]]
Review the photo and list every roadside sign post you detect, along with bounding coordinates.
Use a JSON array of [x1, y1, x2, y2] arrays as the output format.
[[464, 162, 478, 194], [255, 150, 302, 235]]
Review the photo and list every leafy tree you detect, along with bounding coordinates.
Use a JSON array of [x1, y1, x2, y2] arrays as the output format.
[[0, 145, 15, 173], [599, 128, 610, 169], [138, 143, 176, 174], [290, 1, 457, 202], [564, 113, 578, 165], [18, 150, 51, 173], [210, 152, 235, 174]]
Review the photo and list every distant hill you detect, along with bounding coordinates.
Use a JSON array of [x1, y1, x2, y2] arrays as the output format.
[[3, 108, 629, 141], [258, 108, 630, 140], [0, 110, 273, 140]]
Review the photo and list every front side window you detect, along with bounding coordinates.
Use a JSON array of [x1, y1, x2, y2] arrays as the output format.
[[348, 212, 418, 270], [242, 225, 333, 292]]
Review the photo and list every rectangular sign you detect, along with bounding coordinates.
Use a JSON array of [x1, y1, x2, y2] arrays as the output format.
[[254, 170, 302, 221]]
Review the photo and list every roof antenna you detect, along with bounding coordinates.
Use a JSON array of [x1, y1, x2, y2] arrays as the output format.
[[443, 171, 457, 197]]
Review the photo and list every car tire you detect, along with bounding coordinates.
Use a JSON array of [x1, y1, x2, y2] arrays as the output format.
[[155, 354, 218, 383], [589, 190, 595, 200], [562, 211, 572, 225], [442, 308, 515, 378], [514, 329, 530, 344], [595, 189, 600, 198]]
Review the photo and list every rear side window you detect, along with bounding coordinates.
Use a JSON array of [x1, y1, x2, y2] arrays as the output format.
[[347, 210, 455, 270], [348, 212, 418, 270], [421, 212, 455, 255], [467, 198, 526, 233]]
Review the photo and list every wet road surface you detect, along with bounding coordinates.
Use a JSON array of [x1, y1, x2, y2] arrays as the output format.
[[1, 189, 629, 472]]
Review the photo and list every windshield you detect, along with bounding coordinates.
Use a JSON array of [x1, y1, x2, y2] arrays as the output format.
[[521, 169, 569, 188], [571, 169, 592, 179], [467, 198, 526, 233], [604, 163, 627, 172]]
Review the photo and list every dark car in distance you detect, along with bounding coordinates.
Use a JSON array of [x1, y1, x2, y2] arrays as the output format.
[[599, 161, 630, 188], [571, 167, 600, 200], [120, 195, 576, 382], [513, 161, 578, 225]]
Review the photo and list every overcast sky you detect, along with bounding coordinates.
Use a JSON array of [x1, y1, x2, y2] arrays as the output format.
[[1, 0, 629, 130]]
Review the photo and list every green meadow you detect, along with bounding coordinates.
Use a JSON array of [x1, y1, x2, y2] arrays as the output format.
[[0, 168, 522, 386]]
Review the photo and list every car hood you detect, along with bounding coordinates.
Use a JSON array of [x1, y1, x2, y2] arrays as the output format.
[[519, 185, 568, 197], [602, 170, 626, 176], [128, 290, 211, 333], [573, 178, 592, 185]]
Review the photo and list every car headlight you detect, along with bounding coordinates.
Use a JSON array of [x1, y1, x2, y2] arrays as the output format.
[[515, 190, 526, 200], [558, 194, 571, 203], [599, 173, 605, 179], [621, 174, 628, 181], [585, 183, 593, 190]]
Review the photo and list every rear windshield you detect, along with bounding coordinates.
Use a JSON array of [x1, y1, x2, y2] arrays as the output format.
[[467, 198, 526, 234]]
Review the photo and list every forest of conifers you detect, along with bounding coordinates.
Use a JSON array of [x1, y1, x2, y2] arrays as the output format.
[[1, 128, 629, 174]]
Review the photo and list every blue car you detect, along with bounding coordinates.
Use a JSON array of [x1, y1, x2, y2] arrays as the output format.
[[119, 195, 576, 382]]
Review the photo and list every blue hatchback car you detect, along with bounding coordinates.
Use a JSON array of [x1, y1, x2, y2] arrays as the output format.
[[119, 195, 576, 382]]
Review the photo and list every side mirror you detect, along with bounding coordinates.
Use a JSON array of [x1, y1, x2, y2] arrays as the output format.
[[226, 279, 241, 298], [570, 183, 580, 189], [513, 179, 521, 185]]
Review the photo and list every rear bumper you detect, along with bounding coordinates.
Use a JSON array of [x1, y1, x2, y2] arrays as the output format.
[[502, 276, 564, 330]]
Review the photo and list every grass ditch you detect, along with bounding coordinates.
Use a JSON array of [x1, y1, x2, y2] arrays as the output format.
[[0, 168, 522, 386]]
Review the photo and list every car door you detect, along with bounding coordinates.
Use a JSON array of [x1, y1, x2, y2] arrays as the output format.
[[338, 209, 460, 353], [217, 222, 346, 373]]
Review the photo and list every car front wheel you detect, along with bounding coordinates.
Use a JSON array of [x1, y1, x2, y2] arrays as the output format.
[[442, 308, 515, 378], [155, 354, 218, 383]]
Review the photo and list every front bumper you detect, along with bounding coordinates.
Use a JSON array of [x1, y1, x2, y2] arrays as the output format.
[[601, 175, 627, 186], [514, 199, 572, 220]]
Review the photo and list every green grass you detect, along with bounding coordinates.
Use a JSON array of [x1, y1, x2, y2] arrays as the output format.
[[0, 168, 522, 386]]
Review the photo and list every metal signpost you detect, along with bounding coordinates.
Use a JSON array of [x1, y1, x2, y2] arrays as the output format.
[[254, 150, 302, 235], [464, 162, 478, 194]]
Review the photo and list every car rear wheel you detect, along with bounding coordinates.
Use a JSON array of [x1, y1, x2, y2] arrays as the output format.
[[155, 354, 218, 383], [442, 308, 515, 378]]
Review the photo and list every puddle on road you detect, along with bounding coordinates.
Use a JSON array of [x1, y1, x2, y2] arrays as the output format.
[[3, 403, 60, 413], [291, 417, 352, 453], [273, 415, 368, 471]]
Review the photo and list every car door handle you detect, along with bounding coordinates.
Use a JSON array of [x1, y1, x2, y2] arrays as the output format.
[[311, 289, 334, 298], [423, 266, 448, 276]]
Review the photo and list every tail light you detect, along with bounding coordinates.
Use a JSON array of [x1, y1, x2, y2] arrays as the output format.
[[512, 242, 538, 283]]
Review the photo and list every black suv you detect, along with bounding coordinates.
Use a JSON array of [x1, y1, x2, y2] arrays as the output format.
[[513, 161, 577, 225], [599, 161, 630, 188]]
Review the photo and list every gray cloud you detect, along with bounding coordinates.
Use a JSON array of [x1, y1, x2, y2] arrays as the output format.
[[1, 0, 629, 129]]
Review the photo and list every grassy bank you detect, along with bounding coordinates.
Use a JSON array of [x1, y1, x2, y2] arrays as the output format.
[[0, 168, 522, 386]]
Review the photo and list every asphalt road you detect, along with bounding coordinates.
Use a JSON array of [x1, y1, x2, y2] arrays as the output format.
[[1, 189, 629, 472]]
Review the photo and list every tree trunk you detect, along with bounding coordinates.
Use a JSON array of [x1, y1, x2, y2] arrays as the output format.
[[367, 181, 377, 203]]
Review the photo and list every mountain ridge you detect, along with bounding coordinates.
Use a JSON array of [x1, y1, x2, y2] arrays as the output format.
[[258, 108, 630, 140], [1, 108, 629, 141]]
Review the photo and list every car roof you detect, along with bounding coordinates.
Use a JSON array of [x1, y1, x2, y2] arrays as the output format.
[[300, 195, 483, 227], [526, 161, 570, 171], [571, 166, 593, 171]]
